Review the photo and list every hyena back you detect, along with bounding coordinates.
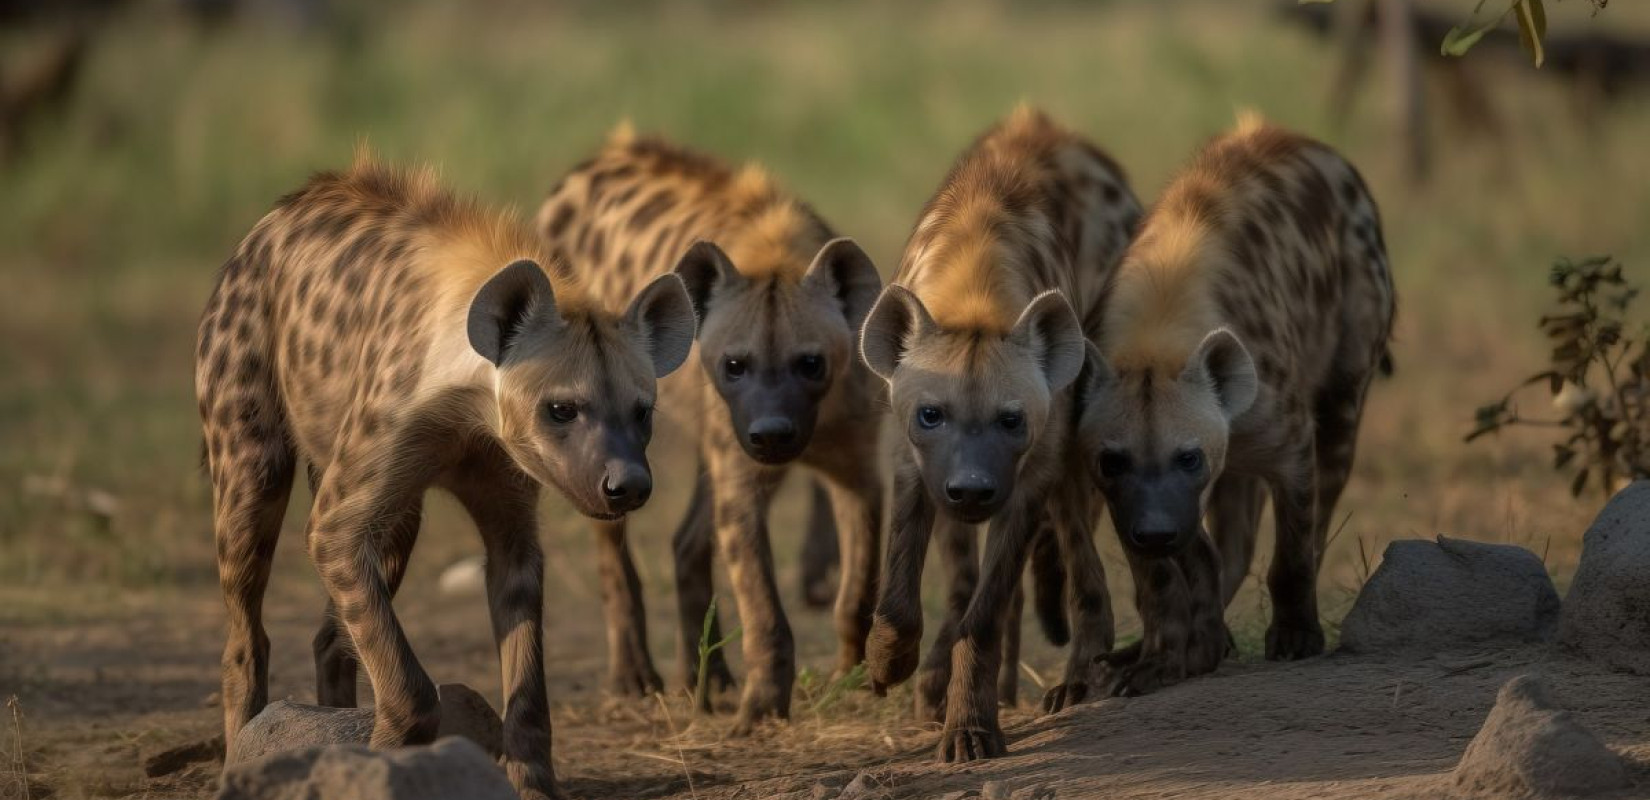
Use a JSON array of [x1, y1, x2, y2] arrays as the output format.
[[1078, 115, 1395, 693], [860, 107, 1142, 761], [196, 160, 695, 800], [537, 127, 884, 732]]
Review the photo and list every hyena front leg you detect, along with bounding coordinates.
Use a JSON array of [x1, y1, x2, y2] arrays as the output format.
[[204, 406, 296, 749], [811, 461, 883, 680], [914, 514, 976, 723], [313, 494, 423, 707], [938, 499, 1036, 762], [799, 479, 841, 610], [671, 465, 735, 706], [307, 455, 440, 752], [591, 517, 664, 698], [1207, 473, 1266, 607], [1265, 419, 1324, 661], [866, 451, 936, 694], [449, 462, 565, 800], [1042, 488, 1115, 714], [1179, 526, 1229, 676], [998, 583, 1024, 708], [705, 450, 790, 735], [1100, 551, 1192, 698]]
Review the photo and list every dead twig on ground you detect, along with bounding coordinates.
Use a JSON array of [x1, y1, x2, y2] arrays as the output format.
[[7, 695, 29, 800]]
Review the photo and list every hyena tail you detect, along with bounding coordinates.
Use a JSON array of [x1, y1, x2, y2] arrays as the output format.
[[1031, 526, 1070, 646]]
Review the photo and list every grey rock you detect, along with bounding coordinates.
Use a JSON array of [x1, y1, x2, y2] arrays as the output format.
[[1560, 480, 1650, 675], [227, 683, 503, 765], [1339, 536, 1560, 654], [216, 736, 514, 800], [1452, 674, 1628, 798]]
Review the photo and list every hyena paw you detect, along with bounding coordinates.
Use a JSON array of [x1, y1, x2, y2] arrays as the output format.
[[801, 574, 836, 610], [604, 656, 664, 698], [1099, 652, 1185, 698], [913, 667, 949, 723], [936, 719, 1007, 763], [865, 613, 921, 692], [1264, 620, 1325, 661], [1040, 680, 1091, 714], [729, 674, 791, 737]]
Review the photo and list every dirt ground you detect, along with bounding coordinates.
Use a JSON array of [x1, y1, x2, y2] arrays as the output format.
[[5, 515, 1648, 800]]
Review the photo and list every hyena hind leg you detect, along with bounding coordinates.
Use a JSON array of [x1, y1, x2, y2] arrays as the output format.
[[799, 479, 840, 610], [204, 403, 297, 748]]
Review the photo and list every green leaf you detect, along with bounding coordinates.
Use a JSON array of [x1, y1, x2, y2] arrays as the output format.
[[1443, 0, 1517, 59]]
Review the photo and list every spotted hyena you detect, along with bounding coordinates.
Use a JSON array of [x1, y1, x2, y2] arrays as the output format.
[[536, 127, 884, 732], [859, 107, 1142, 761], [195, 160, 696, 800], [1076, 115, 1395, 695]]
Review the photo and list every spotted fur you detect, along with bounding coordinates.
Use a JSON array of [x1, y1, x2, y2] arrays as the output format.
[[860, 107, 1142, 761], [537, 129, 885, 731], [1078, 116, 1395, 694], [196, 159, 695, 800]]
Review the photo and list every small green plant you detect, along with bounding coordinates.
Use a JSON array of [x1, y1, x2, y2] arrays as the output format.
[[1467, 256, 1650, 497], [693, 596, 739, 715]]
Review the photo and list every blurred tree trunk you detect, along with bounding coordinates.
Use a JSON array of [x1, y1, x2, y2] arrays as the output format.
[[1379, 0, 1429, 183]]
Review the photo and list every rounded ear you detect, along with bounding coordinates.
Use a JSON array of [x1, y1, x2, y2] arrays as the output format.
[[1007, 290, 1086, 392], [801, 237, 883, 336], [1074, 339, 1116, 408], [1182, 328, 1258, 420], [671, 241, 744, 328], [468, 259, 558, 366], [624, 273, 699, 377], [859, 285, 935, 383]]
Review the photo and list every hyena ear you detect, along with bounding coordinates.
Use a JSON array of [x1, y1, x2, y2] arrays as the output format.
[[1183, 328, 1258, 420], [1074, 339, 1116, 407], [1007, 290, 1086, 392], [859, 285, 936, 383], [671, 241, 745, 327], [801, 238, 883, 336], [624, 273, 698, 377], [468, 259, 560, 366]]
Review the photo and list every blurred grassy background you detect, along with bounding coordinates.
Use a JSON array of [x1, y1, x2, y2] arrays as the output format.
[[3, 0, 1650, 659]]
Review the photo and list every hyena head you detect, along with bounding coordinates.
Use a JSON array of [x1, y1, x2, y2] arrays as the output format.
[[468, 260, 697, 519], [673, 238, 882, 464], [862, 287, 1086, 523], [1077, 330, 1258, 555]]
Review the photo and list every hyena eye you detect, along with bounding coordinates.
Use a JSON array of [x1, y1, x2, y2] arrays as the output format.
[[1174, 449, 1205, 473], [916, 406, 945, 429], [723, 357, 748, 381], [795, 354, 827, 381], [634, 404, 653, 426], [1098, 449, 1131, 478], [997, 410, 1025, 431], [547, 402, 579, 424]]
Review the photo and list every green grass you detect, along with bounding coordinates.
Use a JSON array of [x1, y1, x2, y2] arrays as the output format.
[[3, 0, 1650, 660]]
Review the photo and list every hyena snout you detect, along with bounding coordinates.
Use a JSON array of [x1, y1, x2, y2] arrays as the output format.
[[943, 473, 999, 513], [600, 458, 653, 513], [1108, 479, 1203, 557], [747, 416, 799, 452]]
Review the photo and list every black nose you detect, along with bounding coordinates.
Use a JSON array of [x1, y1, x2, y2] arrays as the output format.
[[747, 417, 798, 450], [1127, 528, 1178, 549], [944, 477, 998, 507], [601, 461, 652, 512]]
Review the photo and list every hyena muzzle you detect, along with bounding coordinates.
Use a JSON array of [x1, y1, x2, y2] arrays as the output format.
[[537, 127, 884, 732], [859, 107, 1142, 761], [196, 160, 696, 800], [1077, 115, 1395, 695]]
